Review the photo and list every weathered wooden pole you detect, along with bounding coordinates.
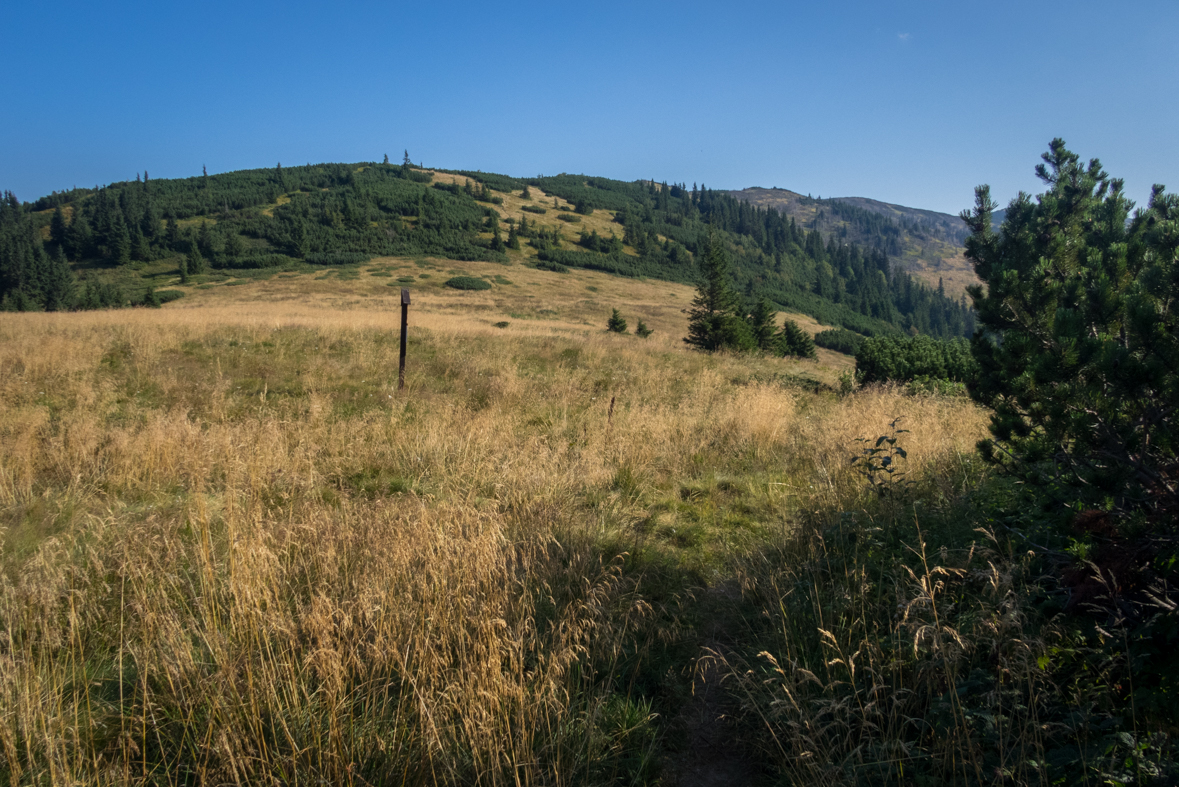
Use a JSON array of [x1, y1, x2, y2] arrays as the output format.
[[399, 288, 410, 390]]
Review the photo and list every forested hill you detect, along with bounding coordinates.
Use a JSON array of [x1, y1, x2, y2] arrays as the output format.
[[2, 161, 973, 339], [725, 187, 981, 297]]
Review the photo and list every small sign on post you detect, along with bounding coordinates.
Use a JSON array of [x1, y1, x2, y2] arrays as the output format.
[[399, 288, 410, 390]]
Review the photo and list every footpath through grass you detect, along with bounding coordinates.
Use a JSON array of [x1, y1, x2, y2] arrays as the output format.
[[0, 299, 1174, 785]]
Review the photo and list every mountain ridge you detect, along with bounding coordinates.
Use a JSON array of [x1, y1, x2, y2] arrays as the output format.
[[724, 186, 981, 297]]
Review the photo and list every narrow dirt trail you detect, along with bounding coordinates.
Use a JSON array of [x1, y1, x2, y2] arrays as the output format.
[[663, 582, 757, 787]]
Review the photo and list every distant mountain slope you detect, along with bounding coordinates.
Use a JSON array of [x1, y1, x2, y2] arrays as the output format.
[[726, 187, 980, 297], [5, 164, 974, 339]]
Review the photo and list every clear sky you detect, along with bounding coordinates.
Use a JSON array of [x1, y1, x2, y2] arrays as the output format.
[[2, 0, 1175, 215]]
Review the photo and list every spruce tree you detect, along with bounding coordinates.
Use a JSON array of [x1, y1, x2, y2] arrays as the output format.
[[42, 245, 75, 310], [67, 211, 92, 259], [50, 206, 68, 255], [607, 308, 628, 333], [747, 297, 778, 351], [108, 211, 131, 265], [778, 319, 816, 359], [963, 139, 1179, 517], [635, 320, 653, 338], [185, 245, 204, 278], [684, 230, 755, 351]]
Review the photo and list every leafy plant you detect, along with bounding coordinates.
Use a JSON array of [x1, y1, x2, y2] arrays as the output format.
[[851, 417, 910, 498]]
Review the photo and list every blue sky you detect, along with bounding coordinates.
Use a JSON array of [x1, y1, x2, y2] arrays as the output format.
[[2, 0, 1175, 215]]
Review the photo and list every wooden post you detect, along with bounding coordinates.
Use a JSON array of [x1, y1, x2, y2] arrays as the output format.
[[399, 288, 410, 390]]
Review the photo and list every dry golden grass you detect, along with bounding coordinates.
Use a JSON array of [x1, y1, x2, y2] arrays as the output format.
[[0, 285, 987, 784], [167, 257, 856, 381]]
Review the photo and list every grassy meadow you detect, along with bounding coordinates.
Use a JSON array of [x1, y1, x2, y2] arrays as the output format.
[[1, 260, 1171, 785]]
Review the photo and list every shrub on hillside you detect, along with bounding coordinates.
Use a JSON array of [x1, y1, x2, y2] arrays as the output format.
[[814, 328, 863, 356], [855, 335, 974, 385], [305, 252, 372, 265], [444, 276, 492, 291]]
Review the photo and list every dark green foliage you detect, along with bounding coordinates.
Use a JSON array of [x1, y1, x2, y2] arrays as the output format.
[[534, 259, 570, 274], [635, 320, 653, 338], [964, 139, 1179, 515], [183, 246, 205, 280], [813, 328, 863, 355], [446, 170, 524, 194], [577, 230, 624, 255], [154, 289, 185, 305], [855, 334, 974, 384], [778, 320, 816, 359], [556, 213, 581, 223], [218, 253, 298, 269], [73, 280, 125, 310], [607, 308, 627, 333], [521, 204, 547, 215], [747, 297, 778, 351], [444, 276, 492, 291], [0, 190, 77, 310], [684, 231, 755, 352], [304, 252, 371, 265], [851, 417, 910, 497], [574, 197, 593, 216]]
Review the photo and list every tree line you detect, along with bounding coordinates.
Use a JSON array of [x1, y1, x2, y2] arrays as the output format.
[[4, 161, 972, 339]]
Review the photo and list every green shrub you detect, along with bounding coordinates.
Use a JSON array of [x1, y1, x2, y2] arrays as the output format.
[[305, 252, 371, 265], [535, 260, 569, 274], [813, 328, 863, 356], [154, 290, 185, 305], [556, 213, 581, 223], [855, 335, 975, 385], [218, 253, 297, 269], [444, 276, 492, 291], [521, 205, 547, 215]]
